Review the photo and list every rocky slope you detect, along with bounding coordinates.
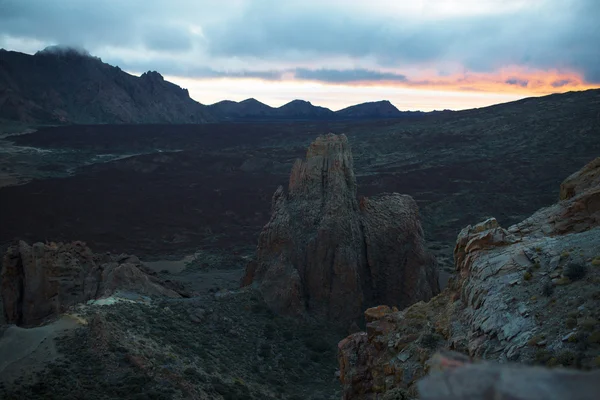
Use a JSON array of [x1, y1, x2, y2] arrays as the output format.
[[244, 134, 439, 323], [338, 156, 600, 398], [0, 46, 215, 124], [1, 241, 186, 327]]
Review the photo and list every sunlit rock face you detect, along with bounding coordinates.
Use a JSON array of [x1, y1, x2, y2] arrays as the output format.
[[244, 133, 439, 323]]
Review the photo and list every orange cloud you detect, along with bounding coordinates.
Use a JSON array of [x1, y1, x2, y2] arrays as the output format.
[[295, 66, 600, 95]]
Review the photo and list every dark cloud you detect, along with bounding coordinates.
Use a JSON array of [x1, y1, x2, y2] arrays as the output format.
[[202, 0, 600, 82], [0, 0, 141, 47], [0, 0, 599, 83], [106, 56, 283, 80], [551, 79, 573, 88], [294, 68, 407, 83], [505, 78, 529, 87]]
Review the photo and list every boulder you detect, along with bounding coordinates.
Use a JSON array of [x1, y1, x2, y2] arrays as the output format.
[[1, 241, 182, 327], [418, 351, 600, 400], [245, 133, 439, 323]]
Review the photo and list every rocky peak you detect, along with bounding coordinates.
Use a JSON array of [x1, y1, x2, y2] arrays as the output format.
[[244, 134, 439, 323], [141, 70, 165, 82], [289, 133, 357, 201]]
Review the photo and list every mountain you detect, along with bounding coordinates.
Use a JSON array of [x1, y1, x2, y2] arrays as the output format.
[[208, 98, 276, 119], [209, 98, 420, 121], [209, 98, 337, 120], [275, 99, 335, 119], [0, 46, 429, 125], [0, 46, 215, 124], [335, 100, 424, 118]]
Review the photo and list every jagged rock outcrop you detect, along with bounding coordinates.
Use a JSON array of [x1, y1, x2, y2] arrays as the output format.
[[338, 157, 600, 399], [244, 133, 439, 323], [559, 157, 600, 200], [1, 241, 182, 327]]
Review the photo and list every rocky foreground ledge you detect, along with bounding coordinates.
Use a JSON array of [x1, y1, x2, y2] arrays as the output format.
[[243, 133, 439, 324], [1, 241, 186, 327], [338, 157, 600, 399]]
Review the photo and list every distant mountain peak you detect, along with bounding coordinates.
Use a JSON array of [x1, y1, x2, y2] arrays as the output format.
[[240, 98, 263, 104], [286, 99, 311, 105], [336, 100, 403, 118], [141, 70, 165, 81]]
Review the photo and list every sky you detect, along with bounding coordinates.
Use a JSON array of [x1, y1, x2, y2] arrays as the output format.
[[0, 0, 599, 111]]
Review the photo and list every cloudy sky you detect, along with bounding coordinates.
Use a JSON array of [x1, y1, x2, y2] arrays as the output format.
[[1, 0, 599, 110]]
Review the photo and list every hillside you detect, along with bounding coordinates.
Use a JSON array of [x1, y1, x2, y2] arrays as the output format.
[[0, 46, 216, 124]]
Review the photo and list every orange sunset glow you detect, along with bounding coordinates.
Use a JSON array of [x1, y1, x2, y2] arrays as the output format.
[[164, 65, 599, 112], [2, 0, 599, 110]]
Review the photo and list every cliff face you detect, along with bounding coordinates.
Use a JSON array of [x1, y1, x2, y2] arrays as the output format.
[[1, 240, 183, 327], [338, 157, 600, 399], [0, 47, 215, 124], [244, 133, 439, 323]]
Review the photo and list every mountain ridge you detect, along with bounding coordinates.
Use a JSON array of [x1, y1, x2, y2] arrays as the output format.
[[0, 47, 430, 124], [2, 47, 599, 126], [0, 48, 216, 124]]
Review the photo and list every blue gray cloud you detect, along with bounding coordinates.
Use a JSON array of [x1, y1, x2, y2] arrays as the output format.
[[294, 68, 407, 83], [505, 78, 529, 87], [0, 0, 599, 83]]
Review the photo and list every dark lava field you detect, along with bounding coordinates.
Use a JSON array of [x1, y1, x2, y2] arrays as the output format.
[[1, 89, 600, 272]]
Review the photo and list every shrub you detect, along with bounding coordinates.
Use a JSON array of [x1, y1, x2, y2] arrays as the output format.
[[523, 271, 532, 281], [420, 333, 441, 349], [563, 263, 587, 280], [566, 317, 578, 329], [557, 350, 575, 366]]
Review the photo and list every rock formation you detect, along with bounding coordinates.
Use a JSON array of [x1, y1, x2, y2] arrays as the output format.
[[244, 133, 439, 323], [1, 241, 183, 327], [338, 157, 600, 399]]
